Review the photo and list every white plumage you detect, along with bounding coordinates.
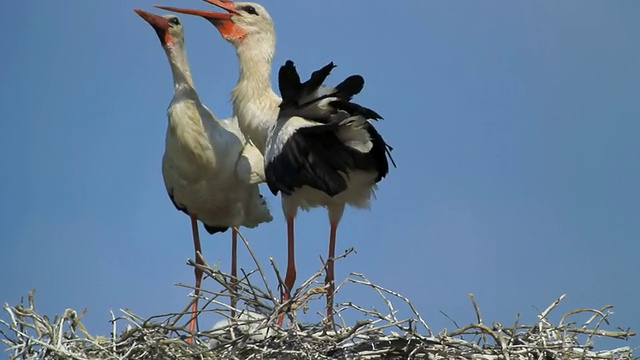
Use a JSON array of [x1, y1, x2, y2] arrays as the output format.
[[207, 310, 272, 348], [163, 93, 270, 229], [155, 0, 395, 326], [134, 8, 272, 335]]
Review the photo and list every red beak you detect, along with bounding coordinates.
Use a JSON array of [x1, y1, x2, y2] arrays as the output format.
[[154, 3, 246, 40], [201, 0, 239, 15], [134, 9, 172, 45], [153, 5, 234, 21]]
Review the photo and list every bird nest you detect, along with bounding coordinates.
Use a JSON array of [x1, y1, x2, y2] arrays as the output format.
[[1, 234, 637, 359]]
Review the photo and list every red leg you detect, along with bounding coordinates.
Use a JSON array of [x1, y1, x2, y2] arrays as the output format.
[[278, 215, 296, 326], [188, 213, 202, 342], [284, 216, 297, 294], [230, 227, 238, 318], [325, 221, 338, 325]]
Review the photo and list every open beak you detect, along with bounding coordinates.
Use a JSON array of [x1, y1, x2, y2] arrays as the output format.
[[134, 9, 172, 45]]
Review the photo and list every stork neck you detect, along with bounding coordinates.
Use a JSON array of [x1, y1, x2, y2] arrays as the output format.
[[165, 42, 194, 90], [232, 34, 279, 104]]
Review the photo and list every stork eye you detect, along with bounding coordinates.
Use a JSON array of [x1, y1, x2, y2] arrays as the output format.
[[242, 5, 258, 15], [169, 17, 180, 25]]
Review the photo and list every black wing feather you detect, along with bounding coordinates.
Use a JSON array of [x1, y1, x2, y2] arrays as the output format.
[[329, 99, 383, 120], [278, 60, 302, 108], [270, 60, 396, 196], [203, 224, 230, 235], [266, 124, 359, 197], [300, 61, 335, 97], [334, 75, 364, 100], [266, 122, 396, 196], [364, 123, 396, 181], [279, 60, 337, 111]]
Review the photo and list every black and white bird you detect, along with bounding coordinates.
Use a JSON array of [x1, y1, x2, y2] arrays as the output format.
[[134, 8, 272, 335], [265, 60, 396, 323], [153, 0, 395, 324]]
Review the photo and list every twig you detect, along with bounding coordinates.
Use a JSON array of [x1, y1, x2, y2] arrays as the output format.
[[0, 245, 635, 360]]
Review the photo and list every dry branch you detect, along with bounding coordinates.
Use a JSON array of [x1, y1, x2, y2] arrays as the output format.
[[1, 232, 636, 359]]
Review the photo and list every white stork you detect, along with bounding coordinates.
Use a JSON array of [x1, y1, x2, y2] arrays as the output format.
[[268, 60, 395, 324], [134, 8, 272, 335], [154, 1, 395, 325], [155, 1, 276, 154]]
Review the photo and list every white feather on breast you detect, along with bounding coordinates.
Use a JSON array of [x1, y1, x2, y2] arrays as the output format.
[[286, 170, 379, 211], [233, 94, 279, 155], [162, 98, 272, 228]]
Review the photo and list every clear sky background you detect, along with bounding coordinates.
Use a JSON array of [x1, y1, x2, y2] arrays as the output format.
[[1, 0, 638, 352]]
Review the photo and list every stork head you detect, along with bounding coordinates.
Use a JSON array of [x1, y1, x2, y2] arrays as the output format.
[[155, 0, 274, 45], [134, 9, 184, 47]]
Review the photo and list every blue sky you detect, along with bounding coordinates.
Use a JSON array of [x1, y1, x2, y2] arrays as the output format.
[[1, 0, 638, 351]]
